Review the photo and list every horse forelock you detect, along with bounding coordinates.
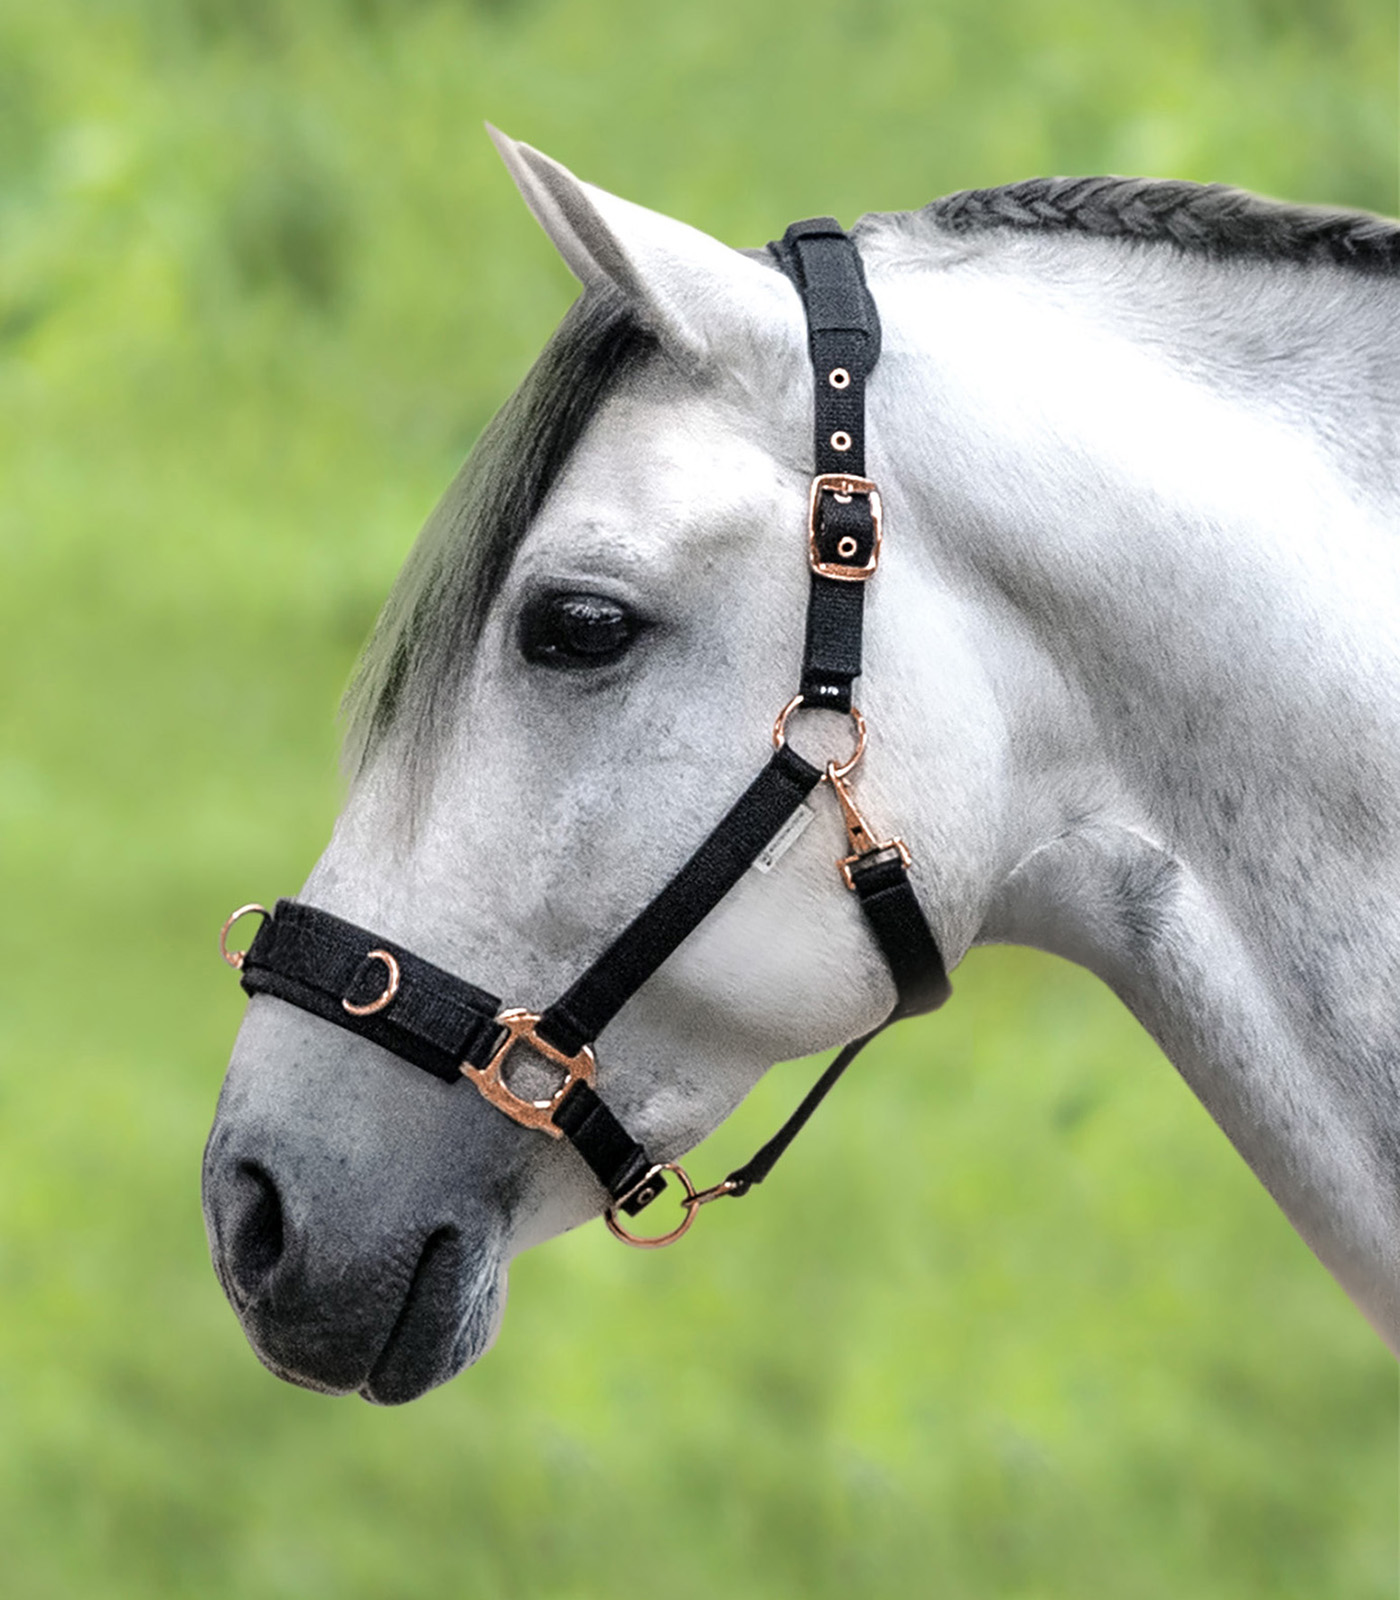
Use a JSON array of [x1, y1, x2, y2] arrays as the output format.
[[341, 286, 658, 781]]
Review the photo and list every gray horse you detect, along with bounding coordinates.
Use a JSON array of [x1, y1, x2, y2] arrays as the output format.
[[205, 133, 1400, 1402]]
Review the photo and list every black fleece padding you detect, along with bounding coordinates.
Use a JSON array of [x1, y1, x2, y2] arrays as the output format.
[[240, 899, 502, 1083]]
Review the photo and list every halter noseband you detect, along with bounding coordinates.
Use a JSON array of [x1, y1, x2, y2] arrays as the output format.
[[219, 219, 951, 1248]]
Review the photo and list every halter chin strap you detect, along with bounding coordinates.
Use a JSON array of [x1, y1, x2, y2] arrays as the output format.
[[221, 219, 950, 1247]]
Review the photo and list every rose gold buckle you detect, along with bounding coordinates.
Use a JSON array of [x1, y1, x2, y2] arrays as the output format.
[[808, 473, 882, 581], [604, 1162, 741, 1249], [461, 1009, 596, 1138]]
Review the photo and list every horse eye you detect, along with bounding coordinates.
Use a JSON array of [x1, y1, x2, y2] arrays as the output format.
[[519, 592, 645, 669]]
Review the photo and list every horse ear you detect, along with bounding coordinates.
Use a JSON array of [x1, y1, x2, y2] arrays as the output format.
[[487, 126, 796, 372]]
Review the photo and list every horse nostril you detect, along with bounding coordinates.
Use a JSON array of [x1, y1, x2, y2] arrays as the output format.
[[221, 1161, 286, 1301]]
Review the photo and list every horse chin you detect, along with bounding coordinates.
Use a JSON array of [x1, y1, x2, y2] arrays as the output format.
[[359, 1251, 508, 1406], [228, 1234, 508, 1406]]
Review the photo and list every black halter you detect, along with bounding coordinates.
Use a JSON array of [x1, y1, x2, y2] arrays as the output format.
[[220, 220, 951, 1247]]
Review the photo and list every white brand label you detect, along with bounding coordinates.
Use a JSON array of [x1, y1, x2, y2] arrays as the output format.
[[751, 804, 815, 874]]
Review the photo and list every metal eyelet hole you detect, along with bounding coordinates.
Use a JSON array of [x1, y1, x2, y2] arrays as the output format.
[[836, 535, 859, 559], [827, 367, 851, 390], [830, 431, 852, 452]]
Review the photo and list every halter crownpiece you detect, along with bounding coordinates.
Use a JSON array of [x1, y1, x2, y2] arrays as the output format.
[[220, 218, 950, 1247]]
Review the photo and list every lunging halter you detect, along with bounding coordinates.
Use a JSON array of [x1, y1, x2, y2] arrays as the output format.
[[219, 220, 951, 1248]]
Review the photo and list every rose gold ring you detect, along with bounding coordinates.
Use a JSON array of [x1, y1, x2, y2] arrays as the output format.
[[605, 1165, 742, 1249], [219, 904, 269, 970], [605, 1163, 703, 1249], [342, 950, 402, 1017], [771, 695, 867, 779]]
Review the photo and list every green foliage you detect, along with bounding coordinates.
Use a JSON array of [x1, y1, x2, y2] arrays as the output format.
[[0, 1, 1395, 1596]]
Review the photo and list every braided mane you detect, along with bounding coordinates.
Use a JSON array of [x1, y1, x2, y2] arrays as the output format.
[[923, 178, 1400, 274]]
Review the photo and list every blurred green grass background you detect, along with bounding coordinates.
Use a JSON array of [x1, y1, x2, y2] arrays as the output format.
[[1, 1, 1396, 1596]]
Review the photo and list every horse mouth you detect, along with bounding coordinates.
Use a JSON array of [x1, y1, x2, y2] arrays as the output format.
[[357, 1229, 506, 1405], [221, 1222, 508, 1405]]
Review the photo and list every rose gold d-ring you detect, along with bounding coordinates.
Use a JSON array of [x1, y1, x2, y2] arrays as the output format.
[[219, 903, 269, 969], [771, 695, 867, 779], [605, 1163, 703, 1249], [342, 950, 401, 1016]]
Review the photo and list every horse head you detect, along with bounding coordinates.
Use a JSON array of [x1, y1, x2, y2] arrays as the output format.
[[202, 136, 995, 1401], [206, 137, 1400, 1400]]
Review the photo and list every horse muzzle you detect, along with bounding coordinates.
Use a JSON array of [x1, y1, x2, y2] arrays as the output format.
[[203, 997, 514, 1402]]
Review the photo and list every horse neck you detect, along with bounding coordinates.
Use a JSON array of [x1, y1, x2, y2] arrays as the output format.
[[870, 235, 1400, 1346]]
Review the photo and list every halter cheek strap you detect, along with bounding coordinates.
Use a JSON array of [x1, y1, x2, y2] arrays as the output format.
[[770, 216, 882, 714], [770, 217, 948, 1021], [222, 218, 951, 1246]]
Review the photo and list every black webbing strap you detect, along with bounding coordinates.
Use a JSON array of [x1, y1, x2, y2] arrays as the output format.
[[707, 855, 953, 1199], [234, 744, 822, 1216], [769, 218, 881, 715], [536, 742, 822, 1057], [723, 1023, 886, 1195], [770, 218, 951, 1028], [239, 899, 503, 1083], [849, 852, 952, 1016], [552, 1081, 662, 1216]]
